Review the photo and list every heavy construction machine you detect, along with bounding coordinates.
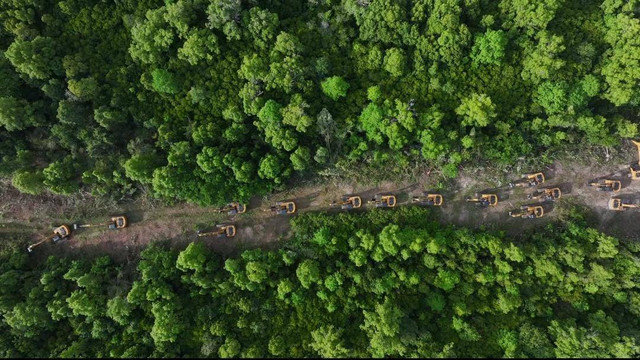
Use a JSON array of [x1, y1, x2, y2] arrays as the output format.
[[527, 187, 562, 202], [329, 195, 362, 210], [196, 224, 237, 238], [466, 193, 498, 207], [412, 192, 444, 206], [630, 140, 640, 180], [608, 198, 640, 211], [509, 205, 544, 219], [267, 201, 296, 215], [27, 225, 71, 253], [73, 216, 127, 230], [215, 202, 247, 216], [588, 179, 622, 192], [368, 193, 397, 208], [509, 172, 545, 188]]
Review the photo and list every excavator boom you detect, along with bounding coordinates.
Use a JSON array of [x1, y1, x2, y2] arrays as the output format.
[[509, 205, 544, 219], [28, 225, 71, 252], [510, 172, 545, 188], [630, 140, 640, 180], [589, 179, 622, 192], [73, 216, 127, 230], [412, 193, 444, 206], [466, 194, 498, 207], [197, 224, 237, 238]]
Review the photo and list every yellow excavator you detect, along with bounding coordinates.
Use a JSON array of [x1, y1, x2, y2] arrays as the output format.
[[27, 225, 71, 253], [466, 193, 498, 207], [509, 205, 544, 219], [527, 187, 562, 202], [196, 224, 237, 238], [329, 195, 362, 210], [608, 198, 640, 211], [630, 140, 640, 180], [215, 202, 247, 215], [588, 179, 622, 192], [509, 172, 545, 188], [412, 192, 444, 206], [266, 201, 296, 215], [73, 216, 127, 230], [368, 193, 397, 208]]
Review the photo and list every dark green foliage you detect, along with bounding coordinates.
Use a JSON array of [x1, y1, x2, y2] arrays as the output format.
[[1, 208, 640, 357], [0, 0, 638, 203]]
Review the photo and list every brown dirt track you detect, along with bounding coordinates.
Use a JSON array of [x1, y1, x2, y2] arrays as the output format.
[[2, 142, 640, 262]]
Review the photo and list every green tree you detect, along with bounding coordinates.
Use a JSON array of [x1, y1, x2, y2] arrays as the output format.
[[321, 76, 350, 101]]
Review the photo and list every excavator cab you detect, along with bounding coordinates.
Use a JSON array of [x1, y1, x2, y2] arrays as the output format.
[[27, 225, 71, 253], [329, 195, 362, 210], [509, 205, 544, 219], [197, 224, 237, 238], [608, 198, 639, 211], [412, 192, 444, 206], [589, 179, 622, 192], [631, 140, 640, 180], [509, 172, 545, 188], [73, 216, 128, 230], [527, 187, 562, 202], [268, 201, 296, 215], [216, 202, 247, 216], [368, 194, 397, 208], [466, 194, 498, 207]]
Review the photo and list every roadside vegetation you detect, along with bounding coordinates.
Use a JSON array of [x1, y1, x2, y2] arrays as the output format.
[[1, 208, 639, 357], [1, 0, 639, 205]]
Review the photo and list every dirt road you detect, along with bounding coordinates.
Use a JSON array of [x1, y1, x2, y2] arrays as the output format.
[[2, 143, 640, 262]]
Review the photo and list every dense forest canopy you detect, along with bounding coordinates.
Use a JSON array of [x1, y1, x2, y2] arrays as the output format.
[[0, 0, 639, 204], [1, 208, 639, 357]]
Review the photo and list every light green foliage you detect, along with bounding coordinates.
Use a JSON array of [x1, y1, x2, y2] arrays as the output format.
[[290, 146, 311, 171], [471, 30, 507, 66], [124, 153, 162, 183], [11, 169, 46, 195], [5, 36, 61, 80], [383, 48, 405, 77], [178, 29, 219, 65], [601, 14, 640, 105], [456, 93, 496, 128], [321, 76, 350, 101], [151, 69, 180, 94], [0, 97, 42, 131], [296, 259, 320, 289]]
